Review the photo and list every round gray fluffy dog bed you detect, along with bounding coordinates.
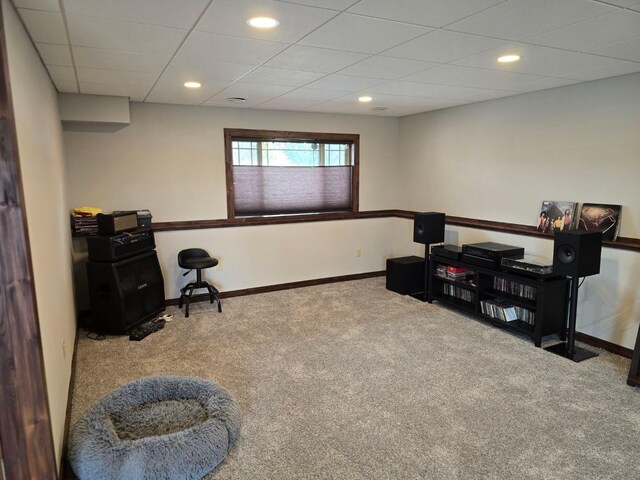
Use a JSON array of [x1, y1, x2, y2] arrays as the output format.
[[69, 376, 240, 480]]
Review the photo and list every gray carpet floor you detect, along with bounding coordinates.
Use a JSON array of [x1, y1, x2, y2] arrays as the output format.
[[68, 278, 640, 479]]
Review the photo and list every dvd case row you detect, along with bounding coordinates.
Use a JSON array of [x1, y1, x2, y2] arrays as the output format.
[[480, 299, 535, 325], [493, 277, 537, 301]]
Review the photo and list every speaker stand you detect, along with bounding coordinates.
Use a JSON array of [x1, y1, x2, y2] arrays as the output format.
[[544, 276, 598, 362], [410, 243, 431, 302]]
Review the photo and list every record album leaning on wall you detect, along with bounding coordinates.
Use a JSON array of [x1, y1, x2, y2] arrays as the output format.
[[536, 201, 579, 234], [578, 203, 622, 241]]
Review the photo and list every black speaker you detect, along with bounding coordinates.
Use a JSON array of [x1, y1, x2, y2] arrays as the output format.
[[386, 256, 425, 295], [553, 230, 603, 277], [413, 212, 445, 244], [87, 251, 165, 334]]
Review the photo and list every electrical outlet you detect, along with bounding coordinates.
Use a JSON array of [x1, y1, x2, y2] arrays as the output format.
[[355, 248, 361, 257], [218, 260, 224, 271], [62, 340, 67, 359]]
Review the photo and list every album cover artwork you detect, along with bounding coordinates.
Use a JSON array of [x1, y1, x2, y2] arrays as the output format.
[[536, 200, 578, 233], [578, 203, 622, 241]]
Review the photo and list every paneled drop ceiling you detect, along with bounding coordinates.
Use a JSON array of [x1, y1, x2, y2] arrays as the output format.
[[13, 0, 640, 117]]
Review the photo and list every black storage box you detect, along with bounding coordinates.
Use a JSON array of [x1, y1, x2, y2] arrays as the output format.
[[386, 256, 425, 295]]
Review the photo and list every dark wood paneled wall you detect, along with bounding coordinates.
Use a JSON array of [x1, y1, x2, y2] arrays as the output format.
[[0, 4, 57, 478]]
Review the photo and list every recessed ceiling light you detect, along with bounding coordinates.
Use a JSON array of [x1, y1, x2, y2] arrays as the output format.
[[497, 54, 521, 63], [184, 81, 201, 89], [227, 97, 247, 103], [247, 17, 279, 29], [358, 96, 373, 103]]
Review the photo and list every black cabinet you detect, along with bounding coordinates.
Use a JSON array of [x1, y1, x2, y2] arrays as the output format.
[[428, 254, 569, 347]]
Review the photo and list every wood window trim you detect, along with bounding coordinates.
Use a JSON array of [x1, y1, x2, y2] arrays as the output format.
[[224, 128, 360, 219]]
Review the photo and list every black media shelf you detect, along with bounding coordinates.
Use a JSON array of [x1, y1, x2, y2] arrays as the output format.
[[429, 254, 570, 347]]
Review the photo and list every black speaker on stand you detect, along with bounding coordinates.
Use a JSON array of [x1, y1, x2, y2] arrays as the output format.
[[411, 212, 445, 301], [545, 230, 603, 362]]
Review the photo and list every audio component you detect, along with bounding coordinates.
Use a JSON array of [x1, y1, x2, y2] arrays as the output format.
[[87, 250, 165, 334], [413, 212, 445, 245], [546, 230, 603, 362], [97, 211, 139, 235], [386, 256, 425, 295], [552, 230, 602, 278], [461, 242, 524, 269], [431, 244, 462, 261], [87, 230, 155, 262], [501, 255, 554, 277]]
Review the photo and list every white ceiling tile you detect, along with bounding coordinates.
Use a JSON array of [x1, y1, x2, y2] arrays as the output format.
[[281, 0, 357, 10], [403, 64, 545, 91], [561, 60, 640, 80], [453, 42, 624, 77], [179, 32, 288, 66], [266, 86, 348, 104], [196, 0, 337, 43], [146, 77, 230, 105], [13, 0, 59, 12], [63, 0, 209, 29], [208, 82, 295, 106], [382, 29, 509, 64], [165, 54, 255, 83], [77, 68, 159, 88], [240, 67, 325, 86], [591, 37, 640, 62], [36, 43, 72, 66], [338, 56, 439, 79], [509, 76, 580, 93], [73, 47, 171, 73], [347, 0, 505, 28], [298, 13, 432, 54], [265, 45, 368, 73], [18, 9, 67, 44], [255, 96, 326, 111], [599, 0, 640, 10], [447, 0, 615, 41], [305, 74, 386, 92], [368, 80, 513, 100], [66, 15, 188, 55], [524, 10, 640, 53], [80, 83, 151, 101], [53, 80, 78, 93], [46, 65, 76, 83]]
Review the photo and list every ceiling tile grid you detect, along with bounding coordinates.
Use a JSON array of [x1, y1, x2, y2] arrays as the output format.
[[10, 0, 640, 117]]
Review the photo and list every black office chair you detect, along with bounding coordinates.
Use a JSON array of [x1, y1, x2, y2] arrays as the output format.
[[178, 248, 222, 317]]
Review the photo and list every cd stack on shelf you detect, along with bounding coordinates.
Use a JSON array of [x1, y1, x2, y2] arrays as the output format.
[[493, 277, 536, 300], [435, 265, 476, 284], [439, 284, 475, 303], [480, 299, 535, 325], [70, 207, 101, 236]]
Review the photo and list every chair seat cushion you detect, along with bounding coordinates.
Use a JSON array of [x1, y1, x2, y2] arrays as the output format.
[[69, 376, 240, 480], [181, 257, 218, 269]]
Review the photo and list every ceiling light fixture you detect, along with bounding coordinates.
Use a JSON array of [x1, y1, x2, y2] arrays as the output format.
[[184, 81, 201, 88], [497, 54, 521, 63], [247, 17, 279, 28], [358, 96, 373, 103], [227, 97, 247, 103]]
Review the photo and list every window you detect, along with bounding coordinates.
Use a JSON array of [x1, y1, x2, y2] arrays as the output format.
[[224, 129, 359, 218]]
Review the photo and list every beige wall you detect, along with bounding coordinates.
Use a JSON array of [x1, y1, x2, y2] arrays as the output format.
[[398, 73, 640, 349], [64, 103, 400, 299], [4, 0, 77, 468]]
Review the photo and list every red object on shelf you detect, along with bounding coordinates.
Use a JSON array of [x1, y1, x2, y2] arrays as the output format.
[[447, 266, 466, 274]]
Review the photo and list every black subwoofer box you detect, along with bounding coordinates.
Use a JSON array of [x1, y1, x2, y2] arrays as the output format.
[[413, 212, 445, 245], [87, 250, 165, 334], [386, 256, 425, 295]]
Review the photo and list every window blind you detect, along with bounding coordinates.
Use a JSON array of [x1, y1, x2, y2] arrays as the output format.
[[232, 165, 353, 216]]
